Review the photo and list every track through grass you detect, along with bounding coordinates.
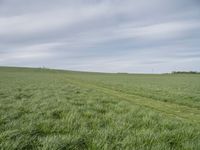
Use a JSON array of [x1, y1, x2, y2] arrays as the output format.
[[0, 67, 200, 149], [63, 75, 200, 124]]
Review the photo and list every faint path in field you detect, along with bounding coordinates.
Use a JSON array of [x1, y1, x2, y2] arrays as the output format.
[[62, 76, 200, 124]]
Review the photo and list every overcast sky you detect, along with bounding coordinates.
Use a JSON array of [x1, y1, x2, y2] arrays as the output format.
[[0, 0, 200, 73]]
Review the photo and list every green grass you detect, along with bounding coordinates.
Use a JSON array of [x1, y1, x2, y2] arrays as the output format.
[[0, 67, 200, 149]]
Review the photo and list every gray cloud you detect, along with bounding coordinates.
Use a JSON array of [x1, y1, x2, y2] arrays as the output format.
[[0, 0, 200, 73]]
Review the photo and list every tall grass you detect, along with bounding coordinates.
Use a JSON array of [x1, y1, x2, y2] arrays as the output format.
[[0, 67, 200, 149]]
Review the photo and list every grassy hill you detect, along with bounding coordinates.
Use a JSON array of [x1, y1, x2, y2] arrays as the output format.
[[0, 67, 200, 149]]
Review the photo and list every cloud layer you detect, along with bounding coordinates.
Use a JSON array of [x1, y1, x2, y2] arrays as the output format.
[[0, 0, 200, 73]]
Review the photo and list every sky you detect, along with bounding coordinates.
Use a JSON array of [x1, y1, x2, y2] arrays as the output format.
[[0, 0, 200, 73]]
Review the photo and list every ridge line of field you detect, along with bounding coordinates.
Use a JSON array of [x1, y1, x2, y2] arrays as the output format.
[[62, 75, 200, 124]]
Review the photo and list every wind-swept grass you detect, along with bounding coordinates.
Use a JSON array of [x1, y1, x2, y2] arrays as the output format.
[[0, 67, 200, 149]]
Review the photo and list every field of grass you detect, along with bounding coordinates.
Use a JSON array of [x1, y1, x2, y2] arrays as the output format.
[[0, 67, 200, 149]]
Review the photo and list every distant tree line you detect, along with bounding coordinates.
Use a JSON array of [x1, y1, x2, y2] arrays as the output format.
[[171, 71, 200, 74]]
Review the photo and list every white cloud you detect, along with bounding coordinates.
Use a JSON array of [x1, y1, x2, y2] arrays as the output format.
[[0, 3, 109, 36], [0, 0, 200, 73], [0, 42, 62, 62], [114, 20, 200, 40]]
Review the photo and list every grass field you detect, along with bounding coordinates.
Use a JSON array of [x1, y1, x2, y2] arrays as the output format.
[[0, 67, 200, 149]]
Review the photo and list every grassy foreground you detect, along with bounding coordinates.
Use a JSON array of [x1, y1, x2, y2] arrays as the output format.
[[0, 67, 200, 150]]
